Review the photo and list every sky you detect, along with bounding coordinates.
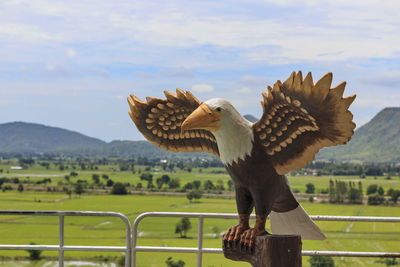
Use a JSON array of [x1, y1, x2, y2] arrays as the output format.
[[0, 0, 399, 142]]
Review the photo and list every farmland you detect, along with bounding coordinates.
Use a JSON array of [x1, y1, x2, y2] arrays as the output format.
[[0, 162, 399, 266]]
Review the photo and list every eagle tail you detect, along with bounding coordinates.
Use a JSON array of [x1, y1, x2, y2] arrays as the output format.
[[270, 204, 326, 240]]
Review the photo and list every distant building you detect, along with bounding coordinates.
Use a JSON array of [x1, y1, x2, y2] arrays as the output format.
[[10, 166, 24, 170]]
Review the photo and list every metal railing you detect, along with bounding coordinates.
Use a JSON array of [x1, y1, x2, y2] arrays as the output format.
[[132, 212, 400, 267], [1, 210, 400, 267], [0, 210, 132, 267]]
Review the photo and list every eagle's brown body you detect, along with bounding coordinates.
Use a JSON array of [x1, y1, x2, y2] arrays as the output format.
[[225, 141, 298, 216], [127, 71, 356, 248]]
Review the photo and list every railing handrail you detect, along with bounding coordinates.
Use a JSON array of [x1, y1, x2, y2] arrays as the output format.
[[132, 212, 400, 267], [1, 210, 400, 267], [0, 210, 132, 267]]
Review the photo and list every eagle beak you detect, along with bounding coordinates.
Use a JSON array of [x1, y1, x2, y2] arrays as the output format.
[[181, 103, 221, 132]]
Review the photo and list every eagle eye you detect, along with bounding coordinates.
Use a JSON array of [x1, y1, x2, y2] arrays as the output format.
[[216, 107, 222, 112]]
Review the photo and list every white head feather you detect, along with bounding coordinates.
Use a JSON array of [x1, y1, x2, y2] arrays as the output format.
[[204, 98, 254, 165]]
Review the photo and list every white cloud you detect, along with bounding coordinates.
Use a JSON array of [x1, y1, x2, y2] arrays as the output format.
[[191, 84, 214, 93], [0, 0, 399, 140], [1, 0, 399, 65], [66, 48, 77, 58]]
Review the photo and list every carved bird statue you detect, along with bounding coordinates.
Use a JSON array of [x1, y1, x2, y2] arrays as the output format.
[[127, 71, 356, 248]]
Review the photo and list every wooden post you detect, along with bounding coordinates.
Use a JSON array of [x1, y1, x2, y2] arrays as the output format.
[[223, 235, 302, 267]]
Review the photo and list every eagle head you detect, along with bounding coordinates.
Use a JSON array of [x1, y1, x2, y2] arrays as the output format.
[[181, 98, 244, 133], [181, 98, 254, 165]]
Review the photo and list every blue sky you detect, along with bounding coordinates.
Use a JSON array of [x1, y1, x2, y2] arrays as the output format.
[[1, 0, 399, 141]]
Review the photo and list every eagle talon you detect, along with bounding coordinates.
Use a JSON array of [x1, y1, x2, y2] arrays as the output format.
[[240, 228, 268, 250], [223, 223, 250, 244]]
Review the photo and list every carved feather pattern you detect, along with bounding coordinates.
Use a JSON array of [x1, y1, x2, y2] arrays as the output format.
[[127, 89, 219, 156], [253, 71, 356, 175]]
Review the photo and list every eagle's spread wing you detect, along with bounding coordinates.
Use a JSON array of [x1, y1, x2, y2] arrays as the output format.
[[253, 71, 356, 175], [128, 89, 219, 156]]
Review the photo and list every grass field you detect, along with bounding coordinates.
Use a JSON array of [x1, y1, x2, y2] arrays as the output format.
[[1, 163, 399, 194], [0, 191, 400, 267]]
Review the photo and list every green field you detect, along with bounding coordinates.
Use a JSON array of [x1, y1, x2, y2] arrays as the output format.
[[1, 163, 399, 194], [0, 191, 399, 267]]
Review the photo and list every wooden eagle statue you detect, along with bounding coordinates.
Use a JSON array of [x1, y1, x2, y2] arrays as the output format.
[[127, 71, 356, 248]]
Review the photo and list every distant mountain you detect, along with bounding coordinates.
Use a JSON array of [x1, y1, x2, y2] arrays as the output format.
[[319, 107, 400, 163], [1, 107, 399, 162], [244, 114, 258, 123], [0, 122, 106, 154], [0, 122, 202, 158]]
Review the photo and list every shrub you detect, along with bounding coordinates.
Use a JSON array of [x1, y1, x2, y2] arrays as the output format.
[[368, 193, 385, 205], [168, 178, 180, 189], [111, 183, 127, 195], [165, 257, 185, 267], [26, 242, 42, 260], [175, 218, 191, 238], [140, 173, 153, 182], [305, 183, 315, 194], [367, 184, 378, 195], [309, 255, 334, 267], [92, 174, 100, 184], [106, 179, 114, 187], [17, 184, 24, 192], [186, 190, 202, 202]]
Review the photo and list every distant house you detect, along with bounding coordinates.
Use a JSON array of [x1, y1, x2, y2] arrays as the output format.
[[10, 166, 23, 170]]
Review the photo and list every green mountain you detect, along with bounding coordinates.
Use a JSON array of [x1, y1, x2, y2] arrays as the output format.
[[0, 122, 106, 154], [0, 122, 197, 158], [318, 107, 400, 163], [1, 107, 399, 162]]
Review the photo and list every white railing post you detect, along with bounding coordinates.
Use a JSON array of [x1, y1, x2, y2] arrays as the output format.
[[0, 211, 132, 267], [59, 215, 64, 267], [197, 216, 204, 267]]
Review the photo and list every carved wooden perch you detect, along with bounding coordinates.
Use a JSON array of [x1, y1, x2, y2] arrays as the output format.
[[223, 235, 302, 267]]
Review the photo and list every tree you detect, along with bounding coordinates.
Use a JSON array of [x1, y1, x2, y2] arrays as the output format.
[[136, 182, 143, 189], [348, 187, 362, 204], [186, 190, 202, 202], [26, 242, 42, 260], [165, 257, 185, 267], [368, 193, 385, 205], [309, 255, 334, 267], [367, 184, 378, 195], [388, 189, 400, 204], [92, 174, 100, 184], [74, 183, 85, 197], [192, 180, 201, 189], [375, 258, 400, 266], [147, 180, 154, 189], [305, 183, 315, 194], [329, 179, 335, 203], [186, 191, 194, 202], [183, 182, 193, 191], [203, 180, 215, 191], [161, 174, 171, 184], [140, 173, 153, 182], [17, 184, 24, 192], [168, 178, 180, 189], [156, 177, 164, 189], [63, 186, 72, 199], [111, 182, 127, 195], [378, 186, 385, 196], [106, 179, 114, 187], [216, 179, 225, 191], [175, 218, 192, 238]]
